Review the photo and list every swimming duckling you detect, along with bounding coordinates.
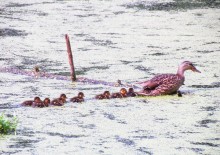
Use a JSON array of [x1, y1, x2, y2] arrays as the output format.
[[50, 94, 67, 106], [127, 88, 137, 97], [22, 96, 40, 106], [95, 91, 111, 100], [32, 97, 43, 107], [111, 88, 127, 98], [70, 92, 84, 103], [33, 97, 50, 108], [33, 66, 40, 77]]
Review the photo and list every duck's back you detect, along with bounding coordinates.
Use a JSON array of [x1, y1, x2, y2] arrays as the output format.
[[151, 74, 180, 84], [142, 74, 184, 95]]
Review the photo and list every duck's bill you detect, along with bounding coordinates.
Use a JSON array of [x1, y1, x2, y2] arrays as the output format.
[[192, 66, 201, 73]]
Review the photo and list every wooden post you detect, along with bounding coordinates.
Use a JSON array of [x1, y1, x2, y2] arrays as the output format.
[[65, 34, 76, 81]]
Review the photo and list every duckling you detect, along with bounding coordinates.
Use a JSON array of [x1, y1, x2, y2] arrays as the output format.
[[95, 91, 111, 100], [111, 88, 127, 98], [136, 61, 201, 96], [50, 94, 67, 106], [103, 91, 111, 99], [114, 80, 123, 87], [32, 97, 43, 107], [33, 97, 50, 108], [70, 92, 84, 103], [43, 98, 50, 107], [21, 96, 40, 106], [33, 66, 40, 77], [127, 88, 137, 97]]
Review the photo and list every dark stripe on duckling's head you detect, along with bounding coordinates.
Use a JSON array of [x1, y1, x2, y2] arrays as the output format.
[[103, 91, 110, 96], [34, 97, 41, 102], [60, 94, 67, 99], [78, 92, 84, 98]]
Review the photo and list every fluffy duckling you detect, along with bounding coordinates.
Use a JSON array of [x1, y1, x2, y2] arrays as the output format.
[[33, 97, 50, 108], [95, 91, 111, 100], [70, 92, 84, 103], [21, 96, 40, 106], [127, 88, 137, 97], [50, 94, 67, 106], [111, 88, 127, 98], [33, 66, 40, 77]]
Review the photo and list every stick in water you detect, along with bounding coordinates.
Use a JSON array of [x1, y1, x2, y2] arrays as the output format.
[[65, 34, 76, 81]]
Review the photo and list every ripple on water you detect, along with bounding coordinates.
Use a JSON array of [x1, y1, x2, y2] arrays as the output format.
[[200, 106, 218, 111], [176, 147, 204, 154], [46, 132, 88, 139], [78, 124, 96, 129], [150, 52, 166, 56], [191, 142, 219, 148], [103, 112, 127, 124], [124, 0, 220, 11], [197, 50, 214, 53], [121, 60, 142, 65], [115, 135, 135, 146], [84, 37, 116, 47], [134, 65, 152, 72], [191, 82, 220, 88], [9, 137, 41, 148], [197, 119, 219, 128], [0, 150, 22, 155], [104, 112, 116, 120], [5, 3, 34, 7], [5, 1, 54, 7], [133, 135, 155, 140], [16, 128, 35, 137], [137, 147, 152, 155], [203, 41, 220, 45], [0, 28, 28, 37]]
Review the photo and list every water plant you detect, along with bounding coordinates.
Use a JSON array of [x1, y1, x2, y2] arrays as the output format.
[[0, 113, 18, 135]]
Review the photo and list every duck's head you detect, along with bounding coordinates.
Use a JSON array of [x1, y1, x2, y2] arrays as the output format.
[[34, 66, 40, 73], [178, 61, 201, 75], [34, 97, 41, 103], [103, 91, 110, 97], [78, 92, 84, 98], [60, 94, 67, 100], [44, 98, 50, 105], [120, 88, 127, 95]]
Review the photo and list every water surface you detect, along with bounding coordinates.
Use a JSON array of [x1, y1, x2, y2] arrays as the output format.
[[0, 0, 220, 154]]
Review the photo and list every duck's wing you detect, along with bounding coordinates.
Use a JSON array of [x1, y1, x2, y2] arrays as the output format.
[[137, 74, 183, 96], [139, 74, 174, 89]]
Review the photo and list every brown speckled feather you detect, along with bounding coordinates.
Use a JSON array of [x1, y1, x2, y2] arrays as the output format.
[[140, 74, 184, 96], [137, 61, 200, 96]]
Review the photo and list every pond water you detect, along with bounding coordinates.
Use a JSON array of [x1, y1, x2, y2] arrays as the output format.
[[0, 0, 220, 154]]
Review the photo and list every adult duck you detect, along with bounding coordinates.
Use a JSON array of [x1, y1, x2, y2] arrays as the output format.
[[136, 61, 201, 96]]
